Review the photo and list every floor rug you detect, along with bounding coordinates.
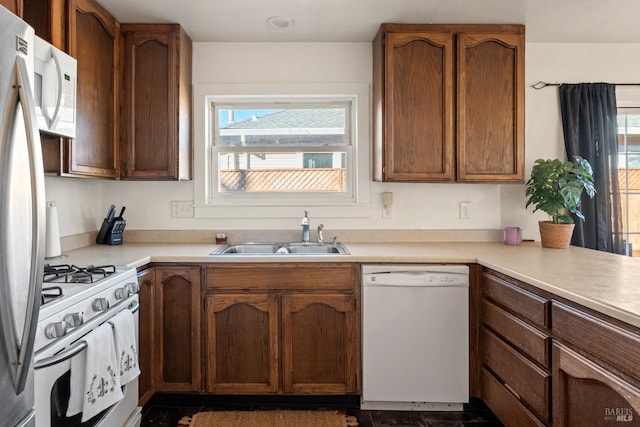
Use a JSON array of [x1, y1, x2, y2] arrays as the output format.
[[178, 410, 358, 427]]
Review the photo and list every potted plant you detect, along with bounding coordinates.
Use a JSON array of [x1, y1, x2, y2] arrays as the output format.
[[525, 156, 596, 248]]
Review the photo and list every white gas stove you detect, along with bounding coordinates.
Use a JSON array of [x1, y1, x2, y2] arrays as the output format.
[[36, 264, 138, 353], [34, 264, 141, 427]]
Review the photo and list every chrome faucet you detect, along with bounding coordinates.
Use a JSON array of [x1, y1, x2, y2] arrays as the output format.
[[301, 210, 310, 243], [317, 224, 324, 244]]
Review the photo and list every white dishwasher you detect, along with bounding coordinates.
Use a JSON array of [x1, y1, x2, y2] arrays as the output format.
[[361, 264, 469, 411]]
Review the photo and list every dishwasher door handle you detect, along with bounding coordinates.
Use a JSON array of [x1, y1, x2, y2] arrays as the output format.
[[363, 272, 469, 287]]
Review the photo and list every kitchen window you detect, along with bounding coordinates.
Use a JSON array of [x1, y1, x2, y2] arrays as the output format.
[[192, 83, 370, 218], [212, 102, 352, 200], [616, 108, 640, 256]]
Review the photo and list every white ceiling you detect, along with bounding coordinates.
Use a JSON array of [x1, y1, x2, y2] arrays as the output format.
[[98, 0, 640, 44]]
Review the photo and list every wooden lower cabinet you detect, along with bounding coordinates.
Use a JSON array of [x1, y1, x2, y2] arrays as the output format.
[[137, 268, 156, 406], [137, 265, 201, 400], [479, 269, 551, 426], [553, 343, 640, 426], [481, 368, 545, 427], [205, 263, 360, 395], [480, 268, 640, 427], [206, 293, 278, 394], [282, 293, 357, 394]]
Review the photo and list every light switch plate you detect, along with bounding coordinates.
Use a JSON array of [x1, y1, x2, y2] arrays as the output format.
[[171, 200, 194, 218]]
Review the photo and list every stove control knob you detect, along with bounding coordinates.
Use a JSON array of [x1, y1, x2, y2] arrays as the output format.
[[63, 312, 84, 328], [92, 298, 110, 312], [45, 321, 67, 339], [125, 282, 140, 295], [114, 287, 128, 300]]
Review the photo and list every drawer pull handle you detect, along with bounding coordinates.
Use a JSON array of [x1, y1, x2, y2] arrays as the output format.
[[503, 382, 521, 400]]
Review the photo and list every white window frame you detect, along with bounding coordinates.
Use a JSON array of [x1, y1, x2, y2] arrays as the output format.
[[211, 99, 354, 203], [193, 83, 371, 219]]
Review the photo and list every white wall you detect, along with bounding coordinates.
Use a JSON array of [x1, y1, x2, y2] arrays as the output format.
[[503, 42, 640, 239], [45, 41, 640, 240]]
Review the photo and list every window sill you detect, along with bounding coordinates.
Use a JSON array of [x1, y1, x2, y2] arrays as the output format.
[[194, 204, 372, 219]]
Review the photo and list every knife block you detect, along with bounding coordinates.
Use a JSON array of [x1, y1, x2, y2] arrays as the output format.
[[96, 216, 126, 245]]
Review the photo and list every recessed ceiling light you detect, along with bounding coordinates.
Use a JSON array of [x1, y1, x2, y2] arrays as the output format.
[[265, 16, 295, 30]]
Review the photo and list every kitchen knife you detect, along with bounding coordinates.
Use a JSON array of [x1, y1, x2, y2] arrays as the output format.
[[118, 206, 126, 218], [106, 205, 116, 223]]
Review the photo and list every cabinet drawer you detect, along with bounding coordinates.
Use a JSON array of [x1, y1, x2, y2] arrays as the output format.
[[552, 302, 640, 383], [481, 368, 545, 427], [481, 328, 550, 423], [482, 272, 549, 327], [482, 299, 550, 368], [206, 263, 357, 290]]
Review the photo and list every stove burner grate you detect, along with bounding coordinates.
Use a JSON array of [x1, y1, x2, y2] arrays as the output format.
[[41, 286, 63, 305], [43, 264, 117, 284]]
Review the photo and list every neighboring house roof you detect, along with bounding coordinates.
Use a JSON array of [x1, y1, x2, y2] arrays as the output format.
[[222, 109, 345, 130], [219, 108, 346, 147]]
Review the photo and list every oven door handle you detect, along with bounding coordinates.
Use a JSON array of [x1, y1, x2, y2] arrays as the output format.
[[35, 299, 139, 370], [34, 339, 86, 370], [129, 300, 140, 314]]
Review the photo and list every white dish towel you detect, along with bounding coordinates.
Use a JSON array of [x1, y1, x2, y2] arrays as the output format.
[[67, 323, 124, 421], [108, 308, 141, 385]]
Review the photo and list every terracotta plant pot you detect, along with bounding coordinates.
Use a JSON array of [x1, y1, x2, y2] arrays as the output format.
[[538, 221, 575, 249]]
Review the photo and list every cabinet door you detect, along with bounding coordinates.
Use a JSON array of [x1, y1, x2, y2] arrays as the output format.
[[206, 293, 278, 394], [282, 294, 358, 394], [375, 31, 455, 182], [120, 24, 192, 180], [21, 0, 65, 48], [137, 268, 155, 406], [155, 266, 201, 391], [65, 0, 119, 178], [553, 343, 640, 426], [457, 31, 524, 182], [1, 0, 22, 17]]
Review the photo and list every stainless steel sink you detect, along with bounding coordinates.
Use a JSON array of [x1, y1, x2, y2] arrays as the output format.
[[210, 242, 350, 255]]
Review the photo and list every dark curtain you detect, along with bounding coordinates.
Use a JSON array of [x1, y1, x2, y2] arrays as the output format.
[[559, 83, 624, 253]]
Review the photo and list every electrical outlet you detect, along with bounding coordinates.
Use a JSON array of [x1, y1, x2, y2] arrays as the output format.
[[171, 200, 194, 218], [382, 205, 392, 219], [460, 202, 471, 220]]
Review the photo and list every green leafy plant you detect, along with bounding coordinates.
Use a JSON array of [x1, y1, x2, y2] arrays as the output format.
[[525, 156, 596, 224]]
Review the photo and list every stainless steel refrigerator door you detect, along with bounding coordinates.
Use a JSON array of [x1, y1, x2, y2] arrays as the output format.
[[0, 6, 45, 427]]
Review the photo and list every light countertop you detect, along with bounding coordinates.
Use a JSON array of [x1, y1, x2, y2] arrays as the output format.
[[56, 241, 640, 329]]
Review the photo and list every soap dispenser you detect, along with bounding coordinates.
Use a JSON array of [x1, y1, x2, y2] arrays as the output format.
[[301, 210, 310, 242]]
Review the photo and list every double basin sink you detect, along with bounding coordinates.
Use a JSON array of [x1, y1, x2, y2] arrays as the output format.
[[211, 241, 350, 256]]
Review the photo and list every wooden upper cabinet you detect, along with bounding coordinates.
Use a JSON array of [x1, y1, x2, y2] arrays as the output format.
[[374, 31, 455, 182], [2, 0, 23, 17], [22, 0, 66, 48], [65, 0, 119, 178], [373, 24, 524, 183], [457, 32, 525, 182], [120, 24, 192, 180]]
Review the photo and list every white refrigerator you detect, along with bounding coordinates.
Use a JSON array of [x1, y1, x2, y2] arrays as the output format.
[[0, 5, 47, 427]]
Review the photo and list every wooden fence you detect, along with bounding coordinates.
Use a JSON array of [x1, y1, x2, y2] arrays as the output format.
[[219, 168, 346, 192]]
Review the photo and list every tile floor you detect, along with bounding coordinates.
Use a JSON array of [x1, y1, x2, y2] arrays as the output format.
[[141, 395, 503, 427]]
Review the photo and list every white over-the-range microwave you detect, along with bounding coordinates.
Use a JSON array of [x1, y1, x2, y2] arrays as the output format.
[[33, 36, 77, 138]]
